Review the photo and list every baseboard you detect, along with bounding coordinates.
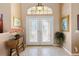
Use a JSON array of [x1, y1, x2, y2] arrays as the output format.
[[63, 47, 79, 56], [63, 47, 72, 55], [72, 53, 79, 56]]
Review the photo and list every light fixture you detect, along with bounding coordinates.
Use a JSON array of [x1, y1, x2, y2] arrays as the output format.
[[31, 3, 44, 14], [36, 3, 44, 11], [28, 3, 52, 14]]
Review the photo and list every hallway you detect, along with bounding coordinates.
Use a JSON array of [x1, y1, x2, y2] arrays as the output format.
[[20, 46, 70, 56]]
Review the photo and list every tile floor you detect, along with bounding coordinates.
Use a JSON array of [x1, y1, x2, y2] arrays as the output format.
[[20, 46, 70, 56]]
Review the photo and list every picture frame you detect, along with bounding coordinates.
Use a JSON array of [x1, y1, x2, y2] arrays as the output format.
[[13, 17, 21, 27], [77, 15, 79, 30], [61, 15, 69, 32]]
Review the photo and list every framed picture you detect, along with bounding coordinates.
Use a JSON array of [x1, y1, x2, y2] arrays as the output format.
[[13, 17, 21, 27], [77, 15, 79, 30], [61, 15, 69, 32]]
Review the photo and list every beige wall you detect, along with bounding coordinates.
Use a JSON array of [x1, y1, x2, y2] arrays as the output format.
[[0, 3, 21, 32], [21, 3, 61, 44], [0, 4, 11, 32], [61, 3, 72, 53], [62, 3, 79, 54], [11, 3, 21, 28], [71, 3, 79, 53]]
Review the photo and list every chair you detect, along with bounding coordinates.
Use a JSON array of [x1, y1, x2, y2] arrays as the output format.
[[5, 35, 25, 56]]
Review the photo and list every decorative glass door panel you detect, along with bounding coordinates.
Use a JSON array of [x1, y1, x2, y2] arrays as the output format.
[[29, 19, 38, 42], [41, 19, 50, 42], [26, 16, 53, 45]]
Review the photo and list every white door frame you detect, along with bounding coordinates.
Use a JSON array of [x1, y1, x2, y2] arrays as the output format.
[[26, 16, 54, 45]]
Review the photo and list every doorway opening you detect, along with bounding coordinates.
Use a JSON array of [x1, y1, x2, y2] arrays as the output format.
[[26, 4, 53, 45], [26, 16, 54, 45]]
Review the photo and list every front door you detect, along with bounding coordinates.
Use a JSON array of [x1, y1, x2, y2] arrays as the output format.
[[26, 16, 53, 45]]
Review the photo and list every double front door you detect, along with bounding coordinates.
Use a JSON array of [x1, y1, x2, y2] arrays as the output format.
[[26, 16, 53, 45]]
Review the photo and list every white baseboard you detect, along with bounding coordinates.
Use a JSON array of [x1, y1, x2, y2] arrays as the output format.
[[71, 53, 79, 56], [63, 47, 72, 55], [63, 47, 79, 56]]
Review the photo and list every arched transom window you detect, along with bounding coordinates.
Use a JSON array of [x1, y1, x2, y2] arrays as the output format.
[[27, 3, 53, 14]]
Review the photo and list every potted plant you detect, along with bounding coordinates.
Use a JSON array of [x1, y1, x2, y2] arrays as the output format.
[[54, 32, 65, 47]]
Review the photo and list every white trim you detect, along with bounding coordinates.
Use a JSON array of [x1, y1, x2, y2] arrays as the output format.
[[63, 47, 79, 56], [72, 53, 79, 56], [63, 47, 72, 55]]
